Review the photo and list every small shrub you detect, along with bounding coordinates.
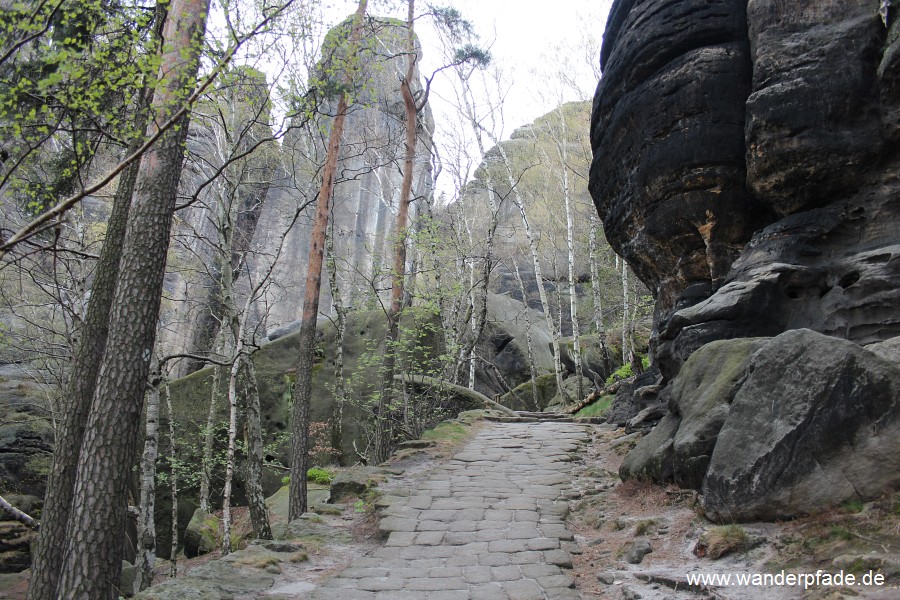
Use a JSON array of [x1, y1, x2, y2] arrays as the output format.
[[842, 499, 864, 514], [306, 467, 335, 485], [604, 355, 650, 386]]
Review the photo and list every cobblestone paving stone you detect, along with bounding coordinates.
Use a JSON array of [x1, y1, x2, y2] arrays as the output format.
[[309, 422, 592, 600]]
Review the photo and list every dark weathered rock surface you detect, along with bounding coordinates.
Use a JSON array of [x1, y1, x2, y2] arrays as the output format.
[[604, 369, 662, 427], [592, 0, 900, 380], [0, 372, 53, 499], [591, 0, 768, 319], [0, 520, 34, 573], [594, 0, 900, 517]]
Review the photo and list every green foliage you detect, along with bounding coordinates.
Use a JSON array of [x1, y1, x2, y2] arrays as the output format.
[[306, 466, 334, 485], [604, 355, 650, 386], [842, 499, 865, 514], [0, 0, 162, 214]]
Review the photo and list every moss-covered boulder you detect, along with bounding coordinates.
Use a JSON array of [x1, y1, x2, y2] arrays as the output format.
[[620, 338, 767, 485], [183, 509, 219, 558]]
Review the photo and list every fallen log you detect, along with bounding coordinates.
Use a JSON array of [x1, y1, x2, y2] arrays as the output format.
[[394, 374, 516, 416]]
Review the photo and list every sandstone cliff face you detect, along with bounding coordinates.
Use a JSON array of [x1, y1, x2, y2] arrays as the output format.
[[591, 0, 900, 378], [591, 0, 900, 518], [158, 18, 435, 369]]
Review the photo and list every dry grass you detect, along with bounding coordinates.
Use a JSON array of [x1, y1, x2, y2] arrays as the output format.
[[694, 524, 749, 559]]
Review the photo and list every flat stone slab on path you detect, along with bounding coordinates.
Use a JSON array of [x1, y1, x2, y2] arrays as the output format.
[[306, 422, 591, 600]]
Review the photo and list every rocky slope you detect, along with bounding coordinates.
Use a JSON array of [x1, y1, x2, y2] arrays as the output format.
[[590, 0, 900, 519]]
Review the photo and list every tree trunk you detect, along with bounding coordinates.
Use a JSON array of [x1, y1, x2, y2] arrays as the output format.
[[289, 0, 368, 520], [199, 331, 227, 513], [375, 0, 419, 465], [164, 377, 178, 579], [494, 142, 568, 404], [325, 219, 347, 464], [221, 352, 241, 555], [54, 1, 209, 595], [558, 132, 584, 402], [242, 357, 272, 539], [134, 364, 163, 592], [26, 71, 154, 600], [513, 262, 540, 411], [588, 214, 611, 373], [455, 79, 500, 393]]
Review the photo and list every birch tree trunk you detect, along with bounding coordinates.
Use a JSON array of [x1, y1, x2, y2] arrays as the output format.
[[164, 377, 178, 579], [54, 0, 209, 595], [134, 363, 163, 592], [242, 357, 272, 539], [290, 0, 368, 520], [557, 137, 584, 402], [493, 142, 569, 404], [513, 262, 540, 410], [455, 75, 500, 392], [221, 353, 242, 555], [588, 214, 611, 373], [199, 331, 227, 514], [325, 220, 348, 463]]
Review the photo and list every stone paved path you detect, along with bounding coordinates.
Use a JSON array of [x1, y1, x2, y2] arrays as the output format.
[[310, 422, 592, 600]]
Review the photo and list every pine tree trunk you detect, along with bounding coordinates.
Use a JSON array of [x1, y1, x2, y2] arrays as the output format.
[[289, 0, 367, 520], [54, 1, 209, 595], [375, 0, 419, 465], [26, 77, 153, 600]]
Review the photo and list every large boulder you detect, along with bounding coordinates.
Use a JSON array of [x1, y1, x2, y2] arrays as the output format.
[[472, 293, 555, 396], [619, 338, 767, 484], [702, 330, 900, 521], [670, 337, 769, 488], [621, 330, 900, 521], [183, 509, 219, 558]]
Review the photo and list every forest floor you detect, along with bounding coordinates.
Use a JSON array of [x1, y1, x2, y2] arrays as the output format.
[[3, 413, 898, 599]]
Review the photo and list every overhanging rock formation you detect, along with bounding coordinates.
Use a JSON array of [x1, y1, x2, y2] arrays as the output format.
[[590, 0, 900, 519]]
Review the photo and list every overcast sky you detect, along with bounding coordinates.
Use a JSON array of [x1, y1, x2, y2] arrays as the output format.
[[403, 0, 612, 135]]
